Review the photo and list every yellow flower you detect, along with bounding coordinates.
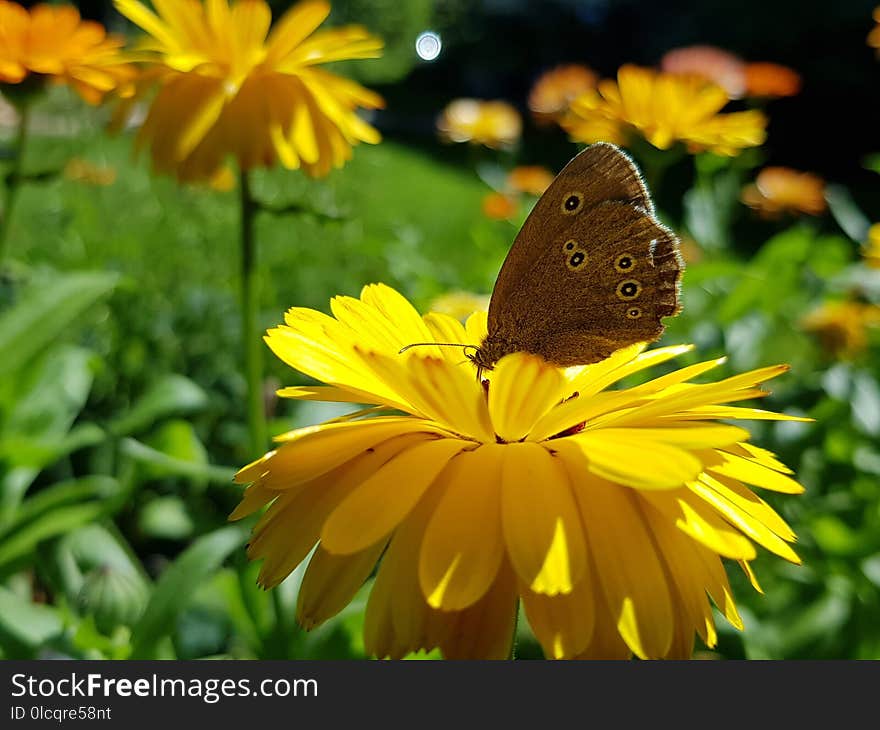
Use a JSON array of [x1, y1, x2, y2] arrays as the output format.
[[741, 167, 826, 218], [864, 224, 880, 268], [0, 1, 133, 104], [113, 0, 384, 182], [744, 62, 801, 98], [62, 157, 117, 186], [427, 290, 491, 322], [527, 64, 598, 124], [660, 45, 746, 99], [563, 65, 767, 156], [506, 165, 555, 196], [869, 7, 880, 54], [437, 99, 522, 149], [231, 284, 807, 660], [802, 301, 880, 359]]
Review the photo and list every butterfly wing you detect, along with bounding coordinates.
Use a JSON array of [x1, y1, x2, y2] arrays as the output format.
[[487, 143, 654, 338]]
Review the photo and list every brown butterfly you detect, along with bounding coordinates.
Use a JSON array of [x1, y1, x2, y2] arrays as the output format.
[[473, 142, 683, 371], [404, 143, 684, 372]]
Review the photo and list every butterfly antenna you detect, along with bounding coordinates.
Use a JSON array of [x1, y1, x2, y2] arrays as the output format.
[[398, 342, 479, 356]]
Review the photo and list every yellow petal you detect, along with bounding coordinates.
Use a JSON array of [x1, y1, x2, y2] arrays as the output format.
[[521, 574, 595, 659], [321, 438, 469, 554], [419, 445, 504, 610], [113, 0, 178, 48], [296, 539, 387, 630], [489, 353, 565, 442], [435, 560, 518, 660], [567, 469, 674, 659], [265, 0, 330, 63], [560, 431, 703, 490], [501, 443, 586, 595], [704, 450, 805, 494]]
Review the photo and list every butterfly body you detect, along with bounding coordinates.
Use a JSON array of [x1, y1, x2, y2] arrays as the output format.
[[474, 143, 684, 371]]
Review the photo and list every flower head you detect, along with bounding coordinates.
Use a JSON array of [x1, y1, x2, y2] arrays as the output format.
[[232, 284, 807, 660], [113, 0, 384, 182], [0, 1, 133, 104], [437, 99, 522, 149], [481, 191, 518, 220], [660, 45, 746, 99], [506, 165, 555, 196], [562, 65, 766, 156], [428, 291, 491, 322], [63, 157, 117, 186], [527, 64, 598, 124], [802, 301, 880, 359], [741, 167, 826, 218], [864, 224, 880, 268], [744, 62, 801, 98]]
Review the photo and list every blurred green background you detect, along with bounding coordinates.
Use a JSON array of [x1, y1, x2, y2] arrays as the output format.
[[1, 0, 879, 660]]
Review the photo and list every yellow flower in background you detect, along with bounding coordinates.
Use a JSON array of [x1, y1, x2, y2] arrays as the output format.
[[62, 157, 117, 186], [0, 1, 133, 104], [528, 64, 598, 124], [231, 284, 806, 660], [437, 99, 522, 149], [868, 7, 880, 54], [744, 62, 802, 99], [864, 224, 880, 268], [113, 0, 384, 182], [428, 290, 490, 322], [802, 301, 880, 359], [741, 167, 827, 218], [563, 65, 766, 156], [506, 165, 555, 196], [660, 45, 746, 99]]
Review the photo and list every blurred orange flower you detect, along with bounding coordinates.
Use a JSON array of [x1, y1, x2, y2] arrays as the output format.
[[660, 45, 746, 99], [0, 1, 133, 104], [482, 191, 518, 220], [63, 157, 117, 186], [801, 301, 880, 359], [744, 62, 801, 98], [527, 64, 598, 124], [437, 99, 522, 149], [563, 65, 766, 156], [506, 165, 554, 196], [741, 167, 826, 218], [864, 224, 880, 268], [868, 7, 880, 53], [113, 0, 384, 182]]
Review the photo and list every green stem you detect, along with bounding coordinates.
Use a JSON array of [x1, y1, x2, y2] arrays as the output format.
[[239, 170, 267, 458], [508, 598, 520, 660], [0, 102, 30, 265]]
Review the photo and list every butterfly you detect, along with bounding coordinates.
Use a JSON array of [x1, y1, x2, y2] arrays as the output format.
[[471, 142, 683, 372], [402, 143, 683, 373]]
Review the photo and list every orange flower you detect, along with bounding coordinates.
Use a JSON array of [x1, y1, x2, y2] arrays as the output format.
[[62, 157, 117, 186], [564, 65, 766, 156], [0, 1, 133, 104], [482, 192, 518, 220], [868, 7, 880, 53], [741, 167, 826, 218], [506, 165, 554, 196], [527, 64, 598, 124], [660, 45, 746, 99], [437, 99, 522, 149], [744, 63, 801, 98], [802, 301, 880, 359]]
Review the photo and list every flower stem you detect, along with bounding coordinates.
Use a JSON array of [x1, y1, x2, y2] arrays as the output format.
[[508, 598, 520, 660], [239, 169, 267, 458], [0, 102, 31, 266]]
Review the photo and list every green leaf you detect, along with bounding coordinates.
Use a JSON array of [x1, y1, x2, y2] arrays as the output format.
[[137, 496, 195, 541], [0, 271, 118, 380], [129, 525, 248, 658], [120, 438, 236, 485], [825, 184, 871, 243], [108, 375, 209, 437], [0, 586, 64, 656]]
